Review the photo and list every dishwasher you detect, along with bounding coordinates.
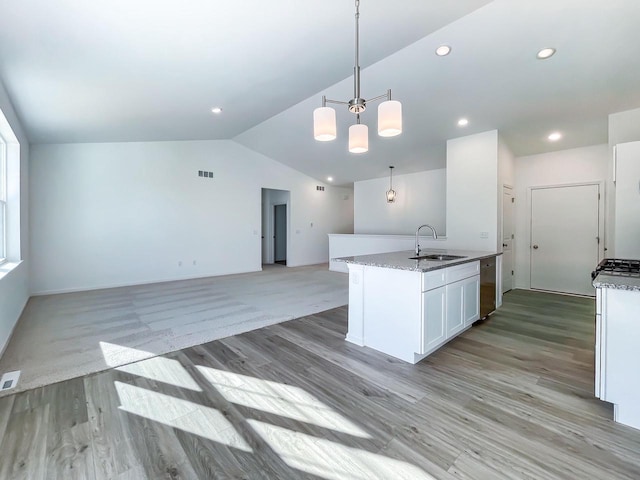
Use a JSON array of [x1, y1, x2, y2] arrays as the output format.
[[480, 256, 497, 319]]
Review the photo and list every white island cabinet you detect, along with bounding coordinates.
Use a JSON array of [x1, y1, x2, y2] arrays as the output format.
[[337, 250, 496, 364], [594, 274, 640, 431]]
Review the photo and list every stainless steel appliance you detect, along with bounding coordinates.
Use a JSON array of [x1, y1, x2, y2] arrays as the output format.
[[480, 257, 496, 319]]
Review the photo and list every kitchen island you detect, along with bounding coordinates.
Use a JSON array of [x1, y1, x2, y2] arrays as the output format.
[[593, 271, 640, 431], [335, 249, 501, 364]]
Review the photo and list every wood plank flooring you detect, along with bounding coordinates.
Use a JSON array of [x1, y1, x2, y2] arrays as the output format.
[[2, 289, 640, 479]]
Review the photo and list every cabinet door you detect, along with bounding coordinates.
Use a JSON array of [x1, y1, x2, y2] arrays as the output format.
[[422, 286, 446, 352], [446, 281, 465, 337], [463, 275, 480, 326]]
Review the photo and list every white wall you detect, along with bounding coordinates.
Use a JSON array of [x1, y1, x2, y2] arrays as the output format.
[[609, 107, 640, 147], [354, 169, 446, 236], [608, 107, 640, 255], [513, 144, 609, 289], [0, 80, 29, 357], [30, 140, 353, 294], [446, 130, 499, 251]]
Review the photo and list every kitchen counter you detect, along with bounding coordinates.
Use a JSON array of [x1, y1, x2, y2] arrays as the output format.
[[592, 273, 640, 292], [334, 248, 500, 272]]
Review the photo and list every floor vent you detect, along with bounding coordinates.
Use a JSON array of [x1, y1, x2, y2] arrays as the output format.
[[0, 370, 20, 391]]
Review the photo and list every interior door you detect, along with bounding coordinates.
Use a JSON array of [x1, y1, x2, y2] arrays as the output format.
[[502, 186, 514, 293], [274, 204, 287, 264], [530, 184, 599, 296]]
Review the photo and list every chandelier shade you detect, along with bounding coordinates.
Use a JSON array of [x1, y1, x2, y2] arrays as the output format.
[[313, 106, 337, 141], [378, 100, 402, 137], [313, 0, 401, 153], [349, 123, 368, 154]]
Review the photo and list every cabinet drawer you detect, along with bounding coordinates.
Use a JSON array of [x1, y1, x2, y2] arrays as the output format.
[[445, 261, 480, 284], [422, 269, 447, 291]]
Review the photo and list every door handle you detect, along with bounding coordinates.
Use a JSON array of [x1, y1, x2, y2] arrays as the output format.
[[533, 245, 539, 250], [503, 243, 508, 247]]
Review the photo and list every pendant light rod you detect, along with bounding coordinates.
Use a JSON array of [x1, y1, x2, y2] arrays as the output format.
[[354, 0, 361, 102]]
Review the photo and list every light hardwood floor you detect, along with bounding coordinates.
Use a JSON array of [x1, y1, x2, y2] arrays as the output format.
[[0, 264, 348, 396], [1, 289, 640, 479]]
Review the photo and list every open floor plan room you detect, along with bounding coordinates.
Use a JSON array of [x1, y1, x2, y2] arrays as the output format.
[[1, 289, 640, 479]]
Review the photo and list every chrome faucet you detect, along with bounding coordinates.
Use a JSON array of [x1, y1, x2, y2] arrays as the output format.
[[415, 224, 438, 255]]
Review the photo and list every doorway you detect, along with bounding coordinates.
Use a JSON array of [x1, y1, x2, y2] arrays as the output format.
[[502, 186, 514, 293], [530, 183, 601, 296], [274, 204, 287, 265], [261, 188, 290, 265]]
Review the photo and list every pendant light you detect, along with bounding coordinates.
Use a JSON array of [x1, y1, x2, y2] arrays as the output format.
[[313, 0, 402, 153], [386, 166, 396, 203]]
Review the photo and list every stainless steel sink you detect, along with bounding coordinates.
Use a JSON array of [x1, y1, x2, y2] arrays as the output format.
[[409, 254, 467, 261]]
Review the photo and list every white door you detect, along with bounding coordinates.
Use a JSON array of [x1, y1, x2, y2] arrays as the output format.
[[530, 184, 599, 296], [502, 186, 514, 293]]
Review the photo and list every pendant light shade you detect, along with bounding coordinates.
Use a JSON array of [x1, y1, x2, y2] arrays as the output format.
[[378, 100, 402, 137], [386, 166, 396, 203], [349, 123, 368, 154], [313, 106, 337, 141]]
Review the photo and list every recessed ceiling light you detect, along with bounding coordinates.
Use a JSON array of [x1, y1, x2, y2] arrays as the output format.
[[435, 45, 451, 56], [327, 176, 333, 182], [457, 118, 469, 127], [536, 48, 556, 60], [548, 132, 562, 141], [211, 107, 223, 114]]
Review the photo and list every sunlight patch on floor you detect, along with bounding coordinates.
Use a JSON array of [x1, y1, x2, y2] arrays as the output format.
[[196, 365, 370, 438], [99, 341, 156, 367], [248, 420, 435, 480], [115, 381, 251, 452], [116, 356, 202, 392]]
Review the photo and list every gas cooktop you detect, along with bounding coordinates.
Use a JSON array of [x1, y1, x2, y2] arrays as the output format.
[[591, 258, 640, 280]]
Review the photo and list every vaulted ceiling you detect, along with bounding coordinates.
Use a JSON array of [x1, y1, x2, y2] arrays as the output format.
[[1, 0, 639, 185]]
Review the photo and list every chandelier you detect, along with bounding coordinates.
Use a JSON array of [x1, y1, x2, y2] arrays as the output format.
[[313, 0, 402, 154]]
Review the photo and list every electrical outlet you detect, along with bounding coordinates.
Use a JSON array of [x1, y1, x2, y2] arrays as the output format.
[[193, 260, 196, 266], [480, 232, 489, 239], [0, 371, 20, 391], [178, 261, 182, 267]]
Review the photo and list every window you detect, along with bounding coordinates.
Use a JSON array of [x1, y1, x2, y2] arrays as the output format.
[[0, 133, 5, 263]]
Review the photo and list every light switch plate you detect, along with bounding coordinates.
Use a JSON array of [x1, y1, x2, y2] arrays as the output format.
[[480, 232, 489, 239]]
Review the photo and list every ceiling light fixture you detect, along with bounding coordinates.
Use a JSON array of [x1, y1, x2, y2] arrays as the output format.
[[211, 107, 223, 114], [435, 45, 452, 56], [313, 0, 402, 154], [386, 166, 396, 203], [548, 132, 562, 141], [536, 48, 556, 60], [457, 118, 469, 126], [327, 176, 334, 182]]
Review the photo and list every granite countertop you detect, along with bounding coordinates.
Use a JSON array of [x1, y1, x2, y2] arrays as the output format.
[[333, 249, 501, 273], [593, 273, 640, 292]]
